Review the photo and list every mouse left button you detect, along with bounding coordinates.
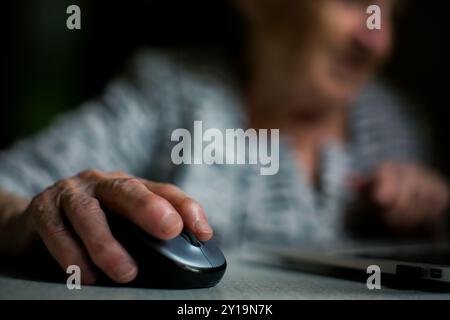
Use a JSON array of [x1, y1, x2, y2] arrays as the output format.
[[180, 229, 201, 247]]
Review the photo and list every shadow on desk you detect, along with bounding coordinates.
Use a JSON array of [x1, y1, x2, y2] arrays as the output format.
[[0, 240, 191, 290], [2, 242, 450, 298]]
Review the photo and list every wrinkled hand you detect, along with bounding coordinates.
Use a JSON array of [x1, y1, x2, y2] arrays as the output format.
[[353, 162, 450, 233], [23, 170, 212, 284]]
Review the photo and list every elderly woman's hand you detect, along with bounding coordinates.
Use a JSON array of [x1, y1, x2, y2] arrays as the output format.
[[16, 170, 212, 284], [355, 162, 450, 233]]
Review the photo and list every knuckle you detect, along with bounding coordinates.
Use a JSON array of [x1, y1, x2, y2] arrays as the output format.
[[65, 193, 100, 217], [44, 224, 69, 240], [33, 209, 65, 238], [158, 183, 182, 195], [28, 193, 60, 232], [109, 171, 129, 177], [43, 183, 59, 195], [112, 177, 142, 194], [180, 197, 204, 215], [54, 178, 78, 191], [137, 193, 163, 209], [122, 177, 142, 187], [78, 169, 102, 180], [33, 189, 53, 206], [136, 194, 174, 217]]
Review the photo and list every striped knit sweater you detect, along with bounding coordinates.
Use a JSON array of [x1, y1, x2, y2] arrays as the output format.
[[0, 49, 431, 249]]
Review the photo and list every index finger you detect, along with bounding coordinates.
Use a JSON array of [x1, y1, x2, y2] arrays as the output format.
[[142, 181, 213, 241], [94, 178, 183, 240]]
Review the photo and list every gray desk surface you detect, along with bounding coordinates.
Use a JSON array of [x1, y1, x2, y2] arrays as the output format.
[[1, 252, 450, 300]]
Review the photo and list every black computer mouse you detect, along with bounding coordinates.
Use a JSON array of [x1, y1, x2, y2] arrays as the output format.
[[104, 211, 227, 289]]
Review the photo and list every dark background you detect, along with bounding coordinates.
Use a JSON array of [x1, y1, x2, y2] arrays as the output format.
[[2, 0, 450, 173]]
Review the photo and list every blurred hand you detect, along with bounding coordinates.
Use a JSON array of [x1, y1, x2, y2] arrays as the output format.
[[22, 170, 212, 284], [352, 162, 450, 233]]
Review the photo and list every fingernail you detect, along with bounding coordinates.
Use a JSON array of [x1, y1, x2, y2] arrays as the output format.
[[194, 220, 212, 234], [114, 261, 138, 282], [160, 213, 182, 235]]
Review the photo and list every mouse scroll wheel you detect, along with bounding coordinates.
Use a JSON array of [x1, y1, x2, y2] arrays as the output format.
[[181, 229, 201, 247]]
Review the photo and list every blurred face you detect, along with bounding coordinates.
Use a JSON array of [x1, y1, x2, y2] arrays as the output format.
[[309, 0, 394, 102], [239, 0, 396, 109]]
